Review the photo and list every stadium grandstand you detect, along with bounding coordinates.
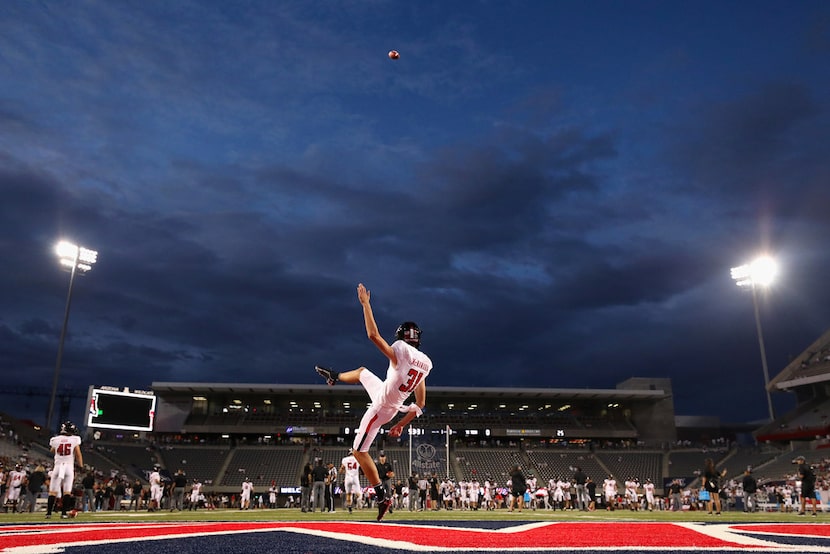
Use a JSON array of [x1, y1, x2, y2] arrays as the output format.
[[754, 327, 830, 444], [2, 330, 829, 513]]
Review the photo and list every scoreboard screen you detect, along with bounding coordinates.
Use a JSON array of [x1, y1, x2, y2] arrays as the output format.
[[87, 388, 156, 431]]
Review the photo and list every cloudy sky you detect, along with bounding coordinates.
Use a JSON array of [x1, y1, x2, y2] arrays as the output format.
[[2, 1, 829, 428]]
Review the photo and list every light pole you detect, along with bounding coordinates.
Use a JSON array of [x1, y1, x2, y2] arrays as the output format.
[[730, 256, 777, 422], [47, 241, 98, 434]]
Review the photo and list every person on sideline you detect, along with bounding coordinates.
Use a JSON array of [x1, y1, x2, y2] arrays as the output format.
[[129, 479, 143, 511], [23, 465, 48, 513], [148, 465, 163, 512], [375, 451, 394, 513], [315, 283, 432, 522], [240, 477, 253, 510], [508, 465, 527, 512], [171, 469, 187, 511], [340, 449, 362, 513], [643, 478, 656, 511], [325, 461, 338, 513], [795, 456, 818, 516], [300, 461, 313, 513], [46, 421, 83, 519], [603, 475, 618, 511], [573, 466, 588, 511], [4, 464, 27, 513], [311, 458, 327, 512], [742, 469, 758, 513], [702, 458, 726, 515]]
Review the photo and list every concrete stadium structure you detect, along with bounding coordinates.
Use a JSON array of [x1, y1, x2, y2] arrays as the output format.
[[149, 377, 678, 447]]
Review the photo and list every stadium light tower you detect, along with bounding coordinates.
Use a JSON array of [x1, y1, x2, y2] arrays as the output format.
[[47, 241, 98, 434], [730, 255, 777, 422]]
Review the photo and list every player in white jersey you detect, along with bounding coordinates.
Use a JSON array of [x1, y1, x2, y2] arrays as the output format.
[[456, 479, 468, 510], [5, 464, 27, 512], [148, 465, 163, 511], [470, 480, 481, 510], [625, 478, 640, 511], [240, 477, 253, 509], [562, 480, 572, 510], [782, 484, 794, 512], [483, 480, 494, 510], [526, 475, 538, 510], [46, 421, 83, 519], [603, 476, 617, 511], [340, 450, 362, 513], [643, 478, 656, 511], [315, 283, 433, 522], [190, 480, 202, 510], [552, 478, 565, 509], [268, 482, 277, 508]]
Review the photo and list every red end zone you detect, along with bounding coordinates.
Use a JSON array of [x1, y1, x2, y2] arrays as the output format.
[[2, 521, 829, 552], [730, 524, 830, 537]]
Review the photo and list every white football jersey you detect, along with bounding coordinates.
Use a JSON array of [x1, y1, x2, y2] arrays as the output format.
[[8, 469, 26, 487], [379, 341, 432, 409], [341, 455, 360, 479], [50, 434, 81, 464]]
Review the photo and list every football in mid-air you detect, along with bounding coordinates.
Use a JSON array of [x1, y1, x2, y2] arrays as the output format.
[[388, 50, 400, 60]]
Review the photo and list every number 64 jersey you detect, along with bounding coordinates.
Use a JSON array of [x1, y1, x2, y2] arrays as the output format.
[[380, 340, 432, 409]]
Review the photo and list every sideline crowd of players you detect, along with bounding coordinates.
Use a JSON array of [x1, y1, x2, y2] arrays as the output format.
[[2, 420, 829, 517], [291, 456, 830, 515]]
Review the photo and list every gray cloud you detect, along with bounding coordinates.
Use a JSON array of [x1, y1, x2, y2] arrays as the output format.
[[1, 2, 828, 428]]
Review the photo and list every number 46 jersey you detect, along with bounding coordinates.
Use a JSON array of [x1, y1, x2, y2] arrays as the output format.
[[380, 340, 432, 409], [50, 434, 82, 464]]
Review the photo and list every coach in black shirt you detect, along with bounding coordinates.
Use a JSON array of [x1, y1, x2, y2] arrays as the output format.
[[585, 477, 597, 511], [172, 469, 187, 511], [376, 451, 394, 512], [669, 479, 683, 511], [24, 465, 47, 513], [795, 456, 818, 516], [311, 459, 328, 512], [300, 462, 313, 512], [573, 466, 588, 511], [741, 469, 757, 512]]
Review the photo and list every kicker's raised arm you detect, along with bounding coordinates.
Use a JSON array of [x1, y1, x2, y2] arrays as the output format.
[[357, 283, 396, 364]]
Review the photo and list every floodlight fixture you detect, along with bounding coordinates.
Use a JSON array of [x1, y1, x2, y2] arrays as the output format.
[[730, 254, 777, 422], [47, 240, 99, 434], [55, 241, 98, 273], [731, 255, 777, 288]]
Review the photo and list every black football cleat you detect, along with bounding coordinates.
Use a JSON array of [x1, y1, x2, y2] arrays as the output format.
[[377, 498, 392, 522], [315, 365, 337, 386]]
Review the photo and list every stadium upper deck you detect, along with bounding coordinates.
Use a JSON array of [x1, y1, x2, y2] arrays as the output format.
[[149, 377, 677, 445], [755, 327, 830, 443]]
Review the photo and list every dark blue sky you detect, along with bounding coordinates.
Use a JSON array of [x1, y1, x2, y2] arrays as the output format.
[[1, 1, 829, 426]]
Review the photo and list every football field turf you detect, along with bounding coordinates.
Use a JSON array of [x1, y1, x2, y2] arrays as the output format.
[[2, 508, 828, 553]]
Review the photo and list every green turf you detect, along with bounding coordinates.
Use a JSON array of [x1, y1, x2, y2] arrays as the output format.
[[2, 507, 823, 525]]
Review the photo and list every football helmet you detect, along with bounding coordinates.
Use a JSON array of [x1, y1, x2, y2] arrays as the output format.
[[60, 421, 78, 435], [395, 321, 421, 348]]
